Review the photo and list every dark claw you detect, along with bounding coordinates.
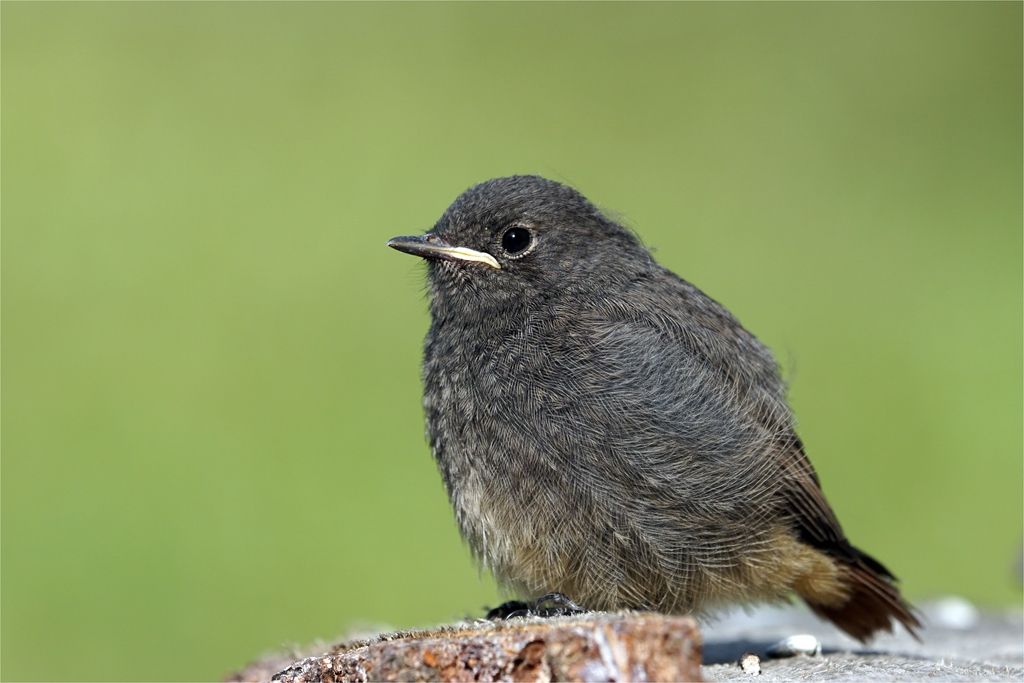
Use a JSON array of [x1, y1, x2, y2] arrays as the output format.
[[485, 593, 589, 620], [535, 592, 586, 612], [486, 600, 532, 620]]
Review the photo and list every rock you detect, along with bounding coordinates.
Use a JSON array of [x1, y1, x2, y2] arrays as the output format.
[[229, 613, 703, 683], [229, 602, 1024, 682], [700, 602, 1023, 681]]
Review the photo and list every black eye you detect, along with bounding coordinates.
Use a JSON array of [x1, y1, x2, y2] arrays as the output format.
[[501, 227, 532, 255]]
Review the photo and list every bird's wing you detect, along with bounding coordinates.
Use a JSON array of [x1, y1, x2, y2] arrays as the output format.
[[603, 273, 919, 639], [775, 433, 863, 561], [611, 274, 887, 564]]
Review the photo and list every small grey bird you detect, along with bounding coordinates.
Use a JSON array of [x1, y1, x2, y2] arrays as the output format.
[[388, 176, 919, 641]]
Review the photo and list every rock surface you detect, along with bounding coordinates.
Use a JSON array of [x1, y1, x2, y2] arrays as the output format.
[[230, 613, 703, 682], [701, 599, 1023, 681], [229, 599, 1023, 682]]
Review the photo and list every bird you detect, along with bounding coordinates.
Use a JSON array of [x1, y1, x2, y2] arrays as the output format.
[[387, 175, 919, 642]]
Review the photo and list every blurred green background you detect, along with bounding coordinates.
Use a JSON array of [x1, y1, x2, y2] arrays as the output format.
[[2, 2, 1021, 680]]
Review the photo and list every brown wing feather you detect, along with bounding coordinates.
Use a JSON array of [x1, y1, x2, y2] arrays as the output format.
[[777, 433, 921, 641]]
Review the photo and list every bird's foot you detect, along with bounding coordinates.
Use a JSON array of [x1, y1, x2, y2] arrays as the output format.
[[486, 592, 589, 620], [485, 600, 531, 620]]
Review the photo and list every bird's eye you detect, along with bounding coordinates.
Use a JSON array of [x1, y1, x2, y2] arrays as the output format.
[[501, 227, 532, 255]]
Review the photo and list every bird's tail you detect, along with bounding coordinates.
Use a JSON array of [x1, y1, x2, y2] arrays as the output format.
[[804, 547, 921, 642]]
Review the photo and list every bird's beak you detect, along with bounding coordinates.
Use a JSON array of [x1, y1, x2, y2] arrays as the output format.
[[386, 234, 501, 269]]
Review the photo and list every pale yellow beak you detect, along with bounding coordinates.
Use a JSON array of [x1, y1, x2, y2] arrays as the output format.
[[387, 234, 500, 269]]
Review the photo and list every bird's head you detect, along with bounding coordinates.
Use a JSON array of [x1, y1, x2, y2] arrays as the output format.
[[388, 176, 653, 310]]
